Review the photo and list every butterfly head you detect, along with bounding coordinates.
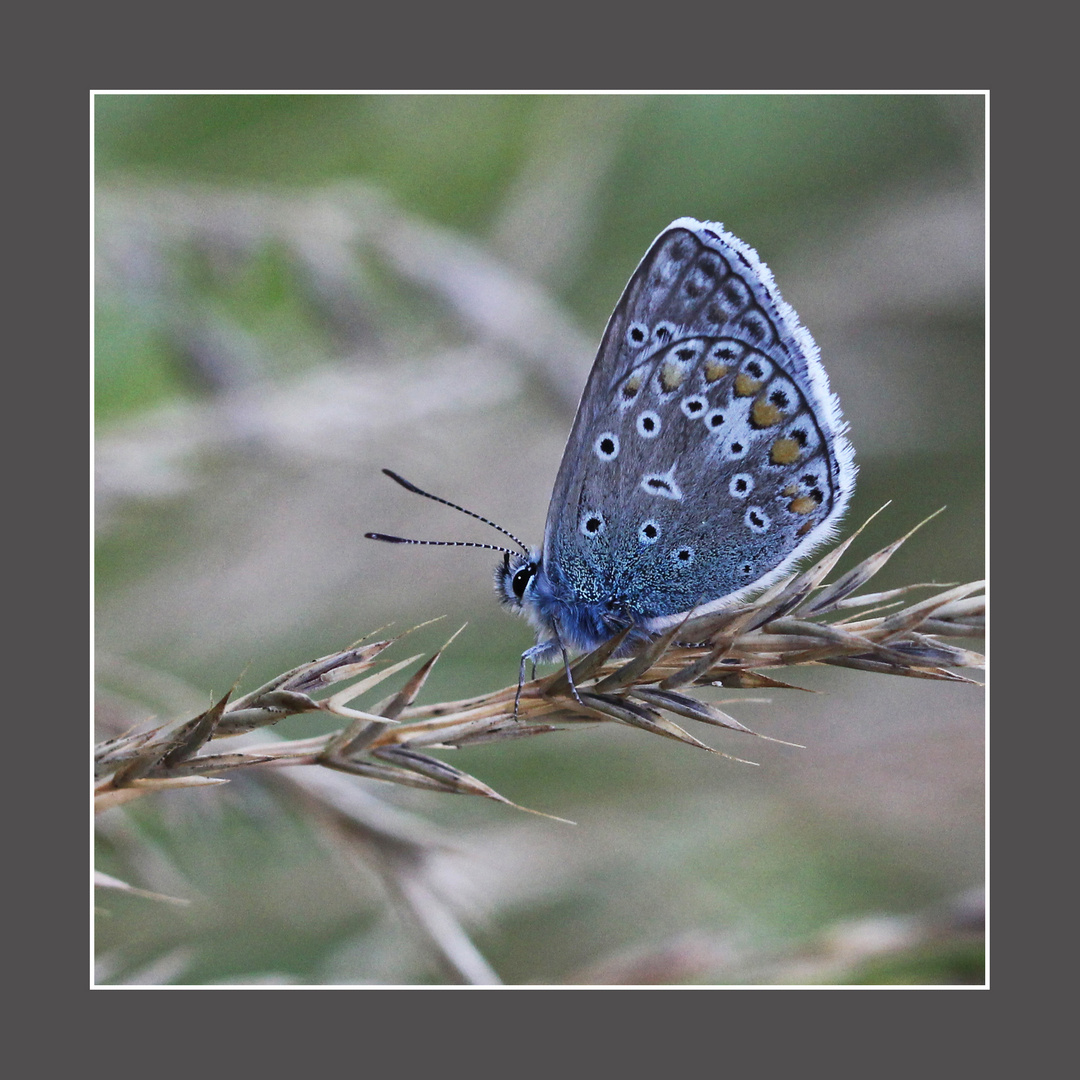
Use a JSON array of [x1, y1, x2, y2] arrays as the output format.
[[494, 548, 564, 663], [496, 549, 541, 609]]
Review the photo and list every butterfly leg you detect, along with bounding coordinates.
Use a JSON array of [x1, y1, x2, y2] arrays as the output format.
[[559, 641, 583, 705], [513, 623, 583, 717], [512, 652, 544, 718], [512, 653, 529, 719], [550, 616, 584, 707]]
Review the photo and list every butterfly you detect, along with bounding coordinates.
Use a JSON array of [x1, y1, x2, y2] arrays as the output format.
[[368, 218, 855, 675]]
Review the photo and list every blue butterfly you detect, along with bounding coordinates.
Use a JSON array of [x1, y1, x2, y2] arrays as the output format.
[[369, 218, 855, 675]]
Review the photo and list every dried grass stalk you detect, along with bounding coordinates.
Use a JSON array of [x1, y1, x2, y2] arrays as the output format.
[[95, 516, 984, 816]]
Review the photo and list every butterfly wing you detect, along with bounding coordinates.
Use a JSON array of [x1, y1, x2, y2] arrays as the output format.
[[540, 218, 856, 634]]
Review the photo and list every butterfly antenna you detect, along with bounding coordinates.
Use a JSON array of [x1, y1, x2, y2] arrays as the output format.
[[366, 469, 530, 555]]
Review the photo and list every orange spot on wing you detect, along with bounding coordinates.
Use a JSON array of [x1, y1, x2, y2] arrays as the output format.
[[660, 361, 685, 392], [770, 438, 802, 465], [752, 398, 783, 428], [734, 373, 763, 397]]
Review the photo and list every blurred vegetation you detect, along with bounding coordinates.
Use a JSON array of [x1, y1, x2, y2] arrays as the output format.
[[94, 93, 985, 986]]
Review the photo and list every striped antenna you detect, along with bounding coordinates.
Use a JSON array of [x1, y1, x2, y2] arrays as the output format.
[[365, 469, 530, 556]]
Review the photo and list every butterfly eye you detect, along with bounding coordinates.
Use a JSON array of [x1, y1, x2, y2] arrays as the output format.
[[512, 564, 534, 598]]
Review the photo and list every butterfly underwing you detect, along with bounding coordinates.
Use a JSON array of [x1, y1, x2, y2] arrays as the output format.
[[493, 217, 855, 664]]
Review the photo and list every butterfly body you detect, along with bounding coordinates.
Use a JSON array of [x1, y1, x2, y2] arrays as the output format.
[[495, 218, 855, 663]]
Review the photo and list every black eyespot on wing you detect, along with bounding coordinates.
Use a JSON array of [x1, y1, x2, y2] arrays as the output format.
[[637, 411, 660, 436], [740, 311, 769, 344], [745, 507, 771, 533], [723, 281, 748, 309], [697, 255, 721, 279], [670, 238, 692, 260]]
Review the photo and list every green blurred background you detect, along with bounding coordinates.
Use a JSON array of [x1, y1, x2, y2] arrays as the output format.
[[94, 93, 985, 985]]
